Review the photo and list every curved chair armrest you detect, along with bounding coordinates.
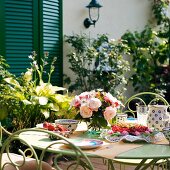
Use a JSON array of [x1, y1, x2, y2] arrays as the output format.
[[0, 122, 12, 147], [1, 126, 12, 136], [0, 128, 94, 170]]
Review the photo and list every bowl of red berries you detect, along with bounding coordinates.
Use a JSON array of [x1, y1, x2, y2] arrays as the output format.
[[41, 121, 71, 140]]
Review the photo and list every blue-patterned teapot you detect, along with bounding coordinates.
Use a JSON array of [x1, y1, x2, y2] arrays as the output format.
[[147, 105, 170, 131]]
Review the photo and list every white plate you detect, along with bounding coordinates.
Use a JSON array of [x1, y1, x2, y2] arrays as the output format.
[[36, 123, 44, 129], [68, 138, 103, 149]]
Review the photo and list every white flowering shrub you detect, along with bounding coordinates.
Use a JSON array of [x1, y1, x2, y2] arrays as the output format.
[[65, 34, 130, 99]]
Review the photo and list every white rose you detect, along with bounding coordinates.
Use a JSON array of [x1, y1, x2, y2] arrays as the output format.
[[89, 98, 102, 111]]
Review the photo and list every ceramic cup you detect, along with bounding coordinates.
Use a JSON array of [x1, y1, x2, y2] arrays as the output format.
[[55, 119, 79, 134], [116, 114, 127, 123]]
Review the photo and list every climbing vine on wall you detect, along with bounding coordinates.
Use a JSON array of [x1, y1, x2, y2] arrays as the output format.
[[121, 0, 170, 100]]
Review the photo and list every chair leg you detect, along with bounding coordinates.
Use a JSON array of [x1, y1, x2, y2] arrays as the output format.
[[107, 159, 116, 170], [154, 159, 169, 170]]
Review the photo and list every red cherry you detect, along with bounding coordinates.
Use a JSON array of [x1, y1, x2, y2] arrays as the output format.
[[47, 124, 56, 131], [43, 121, 49, 129], [56, 124, 66, 132]]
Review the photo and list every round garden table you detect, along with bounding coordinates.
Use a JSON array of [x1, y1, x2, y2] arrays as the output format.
[[19, 123, 170, 170]]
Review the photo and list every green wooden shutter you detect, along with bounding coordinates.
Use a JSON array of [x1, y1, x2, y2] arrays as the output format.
[[41, 0, 63, 86], [0, 1, 5, 56], [0, 0, 63, 85], [4, 0, 33, 76]]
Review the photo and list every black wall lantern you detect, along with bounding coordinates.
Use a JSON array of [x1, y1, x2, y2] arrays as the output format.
[[84, 0, 102, 28]]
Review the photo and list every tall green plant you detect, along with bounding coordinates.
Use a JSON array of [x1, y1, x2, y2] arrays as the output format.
[[0, 53, 74, 131], [64, 34, 130, 99]]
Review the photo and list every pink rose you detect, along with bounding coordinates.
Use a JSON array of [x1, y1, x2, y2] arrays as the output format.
[[70, 96, 81, 107], [104, 93, 117, 104], [80, 105, 93, 118], [89, 98, 102, 111], [79, 92, 91, 100], [104, 92, 122, 108], [103, 106, 117, 121]]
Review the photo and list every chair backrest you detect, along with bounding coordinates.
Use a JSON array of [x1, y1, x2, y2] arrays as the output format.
[[0, 128, 94, 170], [0, 122, 12, 148], [122, 92, 169, 117]]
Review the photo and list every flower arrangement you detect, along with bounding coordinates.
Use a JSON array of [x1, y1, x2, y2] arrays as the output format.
[[70, 90, 123, 130]]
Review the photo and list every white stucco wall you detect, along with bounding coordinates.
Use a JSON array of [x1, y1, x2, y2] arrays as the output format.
[[63, 0, 152, 96], [63, 0, 152, 38]]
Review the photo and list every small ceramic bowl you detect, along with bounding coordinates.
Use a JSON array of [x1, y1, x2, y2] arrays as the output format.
[[55, 119, 79, 134], [162, 127, 170, 145]]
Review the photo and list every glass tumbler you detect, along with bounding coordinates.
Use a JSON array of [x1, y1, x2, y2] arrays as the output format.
[[136, 105, 148, 126]]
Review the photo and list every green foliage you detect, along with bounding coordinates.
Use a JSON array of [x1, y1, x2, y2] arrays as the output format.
[[0, 53, 74, 131], [121, 0, 170, 99], [152, 0, 170, 25], [0, 56, 12, 80], [64, 34, 130, 99]]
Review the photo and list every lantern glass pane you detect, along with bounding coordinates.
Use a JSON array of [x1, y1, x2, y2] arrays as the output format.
[[89, 7, 99, 22]]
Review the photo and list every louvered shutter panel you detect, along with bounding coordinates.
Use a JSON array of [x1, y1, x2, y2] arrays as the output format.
[[0, 0, 63, 86], [42, 0, 63, 86], [4, 0, 33, 76]]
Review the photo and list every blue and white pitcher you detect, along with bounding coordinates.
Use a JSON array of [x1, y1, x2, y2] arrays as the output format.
[[147, 105, 170, 131]]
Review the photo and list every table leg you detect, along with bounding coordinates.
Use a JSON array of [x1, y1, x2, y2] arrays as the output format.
[[134, 158, 160, 170], [107, 159, 116, 170], [134, 159, 148, 170], [166, 159, 170, 170]]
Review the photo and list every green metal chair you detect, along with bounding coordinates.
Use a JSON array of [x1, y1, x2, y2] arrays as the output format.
[[0, 123, 53, 170], [0, 125, 94, 170], [121, 92, 169, 118], [112, 92, 170, 170]]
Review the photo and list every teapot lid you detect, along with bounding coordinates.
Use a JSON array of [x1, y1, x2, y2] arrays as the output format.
[[148, 105, 168, 108]]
